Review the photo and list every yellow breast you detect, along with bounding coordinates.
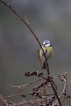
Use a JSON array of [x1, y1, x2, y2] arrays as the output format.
[[40, 46, 53, 61]]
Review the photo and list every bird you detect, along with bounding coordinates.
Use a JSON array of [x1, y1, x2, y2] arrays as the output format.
[[39, 40, 54, 69]]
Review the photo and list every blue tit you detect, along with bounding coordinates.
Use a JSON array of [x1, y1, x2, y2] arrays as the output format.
[[40, 40, 54, 69]]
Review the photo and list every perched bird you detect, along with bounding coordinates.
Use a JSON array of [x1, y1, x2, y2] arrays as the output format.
[[39, 40, 53, 69]]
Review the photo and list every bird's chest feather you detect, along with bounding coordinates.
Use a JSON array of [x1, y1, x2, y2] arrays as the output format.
[[43, 47, 53, 60]]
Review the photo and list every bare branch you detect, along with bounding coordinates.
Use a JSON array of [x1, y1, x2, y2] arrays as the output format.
[[0, 0, 50, 75], [37, 50, 47, 104], [4, 78, 41, 99]]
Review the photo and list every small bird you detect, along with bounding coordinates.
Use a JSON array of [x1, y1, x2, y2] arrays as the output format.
[[39, 40, 54, 69]]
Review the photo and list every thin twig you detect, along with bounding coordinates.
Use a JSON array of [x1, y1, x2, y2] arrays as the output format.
[[0, 0, 49, 75], [3, 78, 41, 99], [65, 72, 71, 106], [59, 78, 66, 98], [25, 15, 30, 25], [0, 95, 8, 106], [37, 50, 47, 104], [0, 1, 65, 106], [7, 83, 27, 88], [51, 83, 62, 106]]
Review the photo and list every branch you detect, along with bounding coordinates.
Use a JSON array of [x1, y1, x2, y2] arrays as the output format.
[[0, 0, 49, 75], [0, 1, 64, 106], [37, 50, 47, 104], [0, 95, 8, 106], [3, 78, 41, 99]]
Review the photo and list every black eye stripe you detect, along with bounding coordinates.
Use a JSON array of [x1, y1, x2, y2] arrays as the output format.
[[45, 43, 48, 44]]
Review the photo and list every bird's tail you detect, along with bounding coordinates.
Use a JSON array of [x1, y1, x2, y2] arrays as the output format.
[[42, 62, 47, 69]]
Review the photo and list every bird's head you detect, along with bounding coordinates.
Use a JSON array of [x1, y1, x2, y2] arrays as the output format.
[[43, 40, 52, 47]]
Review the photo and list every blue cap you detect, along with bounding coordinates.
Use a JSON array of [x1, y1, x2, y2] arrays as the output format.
[[43, 40, 50, 45]]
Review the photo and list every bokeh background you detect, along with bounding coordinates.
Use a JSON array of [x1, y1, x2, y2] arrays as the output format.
[[0, 0, 71, 105]]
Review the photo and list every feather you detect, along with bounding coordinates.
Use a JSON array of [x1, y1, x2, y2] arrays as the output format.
[[42, 62, 46, 69]]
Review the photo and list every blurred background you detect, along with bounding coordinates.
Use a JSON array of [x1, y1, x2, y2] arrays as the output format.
[[0, 0, 71, 105]]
